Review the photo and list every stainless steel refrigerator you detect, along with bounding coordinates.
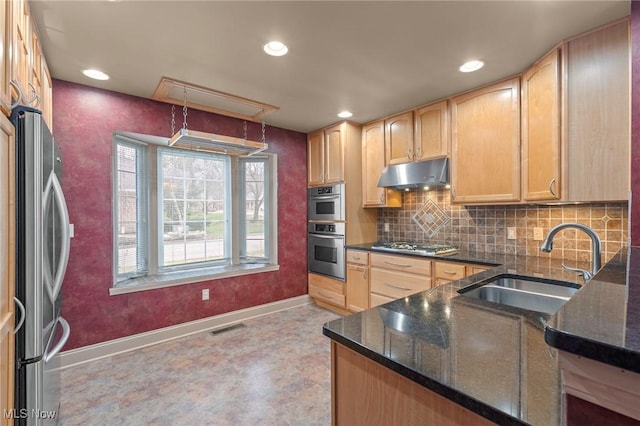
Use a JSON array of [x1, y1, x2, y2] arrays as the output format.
[[12, 107, 71, 425]]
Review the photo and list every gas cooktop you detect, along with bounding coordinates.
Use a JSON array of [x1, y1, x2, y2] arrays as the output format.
[[371, 242, 460, 256]]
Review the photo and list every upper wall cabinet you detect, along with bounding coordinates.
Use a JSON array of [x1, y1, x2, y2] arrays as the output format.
[[0, 1, 12, 116], [562, 19, 629, 202], [1, 0, 53, 128], [522, 48, 561, 202], [414, 100, 449, 160], [450, 77, 521, 204], [361, 120, 401, 208], [307, 123, 345, 186], [308, 121, 366, 188], [384, 111, 414, 165]]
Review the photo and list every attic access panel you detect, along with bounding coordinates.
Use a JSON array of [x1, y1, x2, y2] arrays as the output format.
[[152, 76, 279, 123]]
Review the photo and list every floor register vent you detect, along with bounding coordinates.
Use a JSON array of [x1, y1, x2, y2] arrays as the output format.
[[210, 323, 246, 335]]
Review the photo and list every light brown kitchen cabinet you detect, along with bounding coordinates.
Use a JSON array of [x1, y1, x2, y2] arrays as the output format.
[[450, 77, 521, 204], [308, 272, 348, 314], [361, 120, 401, 208], [0, 0, 13, 116], [11, 0, 30, 105], [307, 121, 359, 187], [0, 113, 15, 425], [370, 253, 432, 307], [384, 111, 414, 165], [414, 100, 449, 160], [562, 18, 629, 202], [346, 250, 369, 312], [40, 60, 53, 129], [522, 48, 561, 202], [307, 130, 325, 186], [433, 261, 466, 286]]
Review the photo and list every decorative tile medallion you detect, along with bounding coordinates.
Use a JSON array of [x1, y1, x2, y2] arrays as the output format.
[[412, 198, 450, 238]]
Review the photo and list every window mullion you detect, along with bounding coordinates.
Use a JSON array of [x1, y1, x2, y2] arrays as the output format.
[[230, 157, 240, 265], [148, 145, 159, 275]]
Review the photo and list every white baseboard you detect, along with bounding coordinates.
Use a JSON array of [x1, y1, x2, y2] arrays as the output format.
[[57, 295, 312, 370]]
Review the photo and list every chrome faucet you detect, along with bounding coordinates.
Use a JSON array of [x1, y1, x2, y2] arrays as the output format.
[[540, 222, 602, 282]]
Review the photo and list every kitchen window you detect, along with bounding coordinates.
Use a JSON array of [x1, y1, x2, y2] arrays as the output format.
[[111, 133, 278, 294]]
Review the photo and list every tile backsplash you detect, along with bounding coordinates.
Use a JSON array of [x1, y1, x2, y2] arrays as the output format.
[[377, 189, 628, 263]]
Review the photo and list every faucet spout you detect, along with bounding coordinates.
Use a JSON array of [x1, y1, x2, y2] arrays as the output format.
[[540, 222, 602, 281]]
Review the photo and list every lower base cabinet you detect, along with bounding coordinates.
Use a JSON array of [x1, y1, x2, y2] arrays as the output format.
[[308, 273, 348, 314], [558, 351, 640, 424], [331, 342, 494, 426]]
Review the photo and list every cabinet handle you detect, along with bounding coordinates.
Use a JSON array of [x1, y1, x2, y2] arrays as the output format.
[[451, 187, 456, 200], [380, 193, 385, 203], [384, 282, 412, 291], [407, 148, 413, 160], [363, 269, 368, 280], [443, 270, 458, 275], [384, 260, 412, 268], [549, 178, 558, 197], [415, 147, 422, 159]]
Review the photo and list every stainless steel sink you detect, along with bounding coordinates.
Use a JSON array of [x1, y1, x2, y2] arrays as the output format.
[[457, 275, 580, 314]]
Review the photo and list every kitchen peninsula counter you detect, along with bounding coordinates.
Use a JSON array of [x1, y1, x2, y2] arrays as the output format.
[[325, 246, 637, 425]]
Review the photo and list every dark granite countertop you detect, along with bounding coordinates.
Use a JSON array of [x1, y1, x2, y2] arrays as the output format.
[[324, 244, 639, 425], [545, 247, 640, 373]]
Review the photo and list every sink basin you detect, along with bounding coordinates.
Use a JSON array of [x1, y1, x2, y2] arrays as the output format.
[[457, 275, 580, 314]]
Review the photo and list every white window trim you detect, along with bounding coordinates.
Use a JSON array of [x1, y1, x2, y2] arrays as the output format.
[[110, 131, 279, 296]]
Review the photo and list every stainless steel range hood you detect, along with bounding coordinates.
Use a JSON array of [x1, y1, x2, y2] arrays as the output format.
[[377, 158, 449, 190]]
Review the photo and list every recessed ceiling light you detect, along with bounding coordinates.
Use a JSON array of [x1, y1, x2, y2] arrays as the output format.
[[82, 69, 109, 80], [263, 41, 288, 57], [459, 60, 485, 73], [337, 111, 352, 118]]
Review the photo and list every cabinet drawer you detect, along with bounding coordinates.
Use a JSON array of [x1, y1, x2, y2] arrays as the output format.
[[370, 253, 431, 275], [370, 293, 394, 308], [467, 265, 491, 276], [309, 273, 345, 308], [346, 250, 369, 266], [370, 268, 432, 299], [434, 261, 466, 281]]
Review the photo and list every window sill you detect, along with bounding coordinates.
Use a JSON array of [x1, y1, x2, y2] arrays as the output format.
[[109, 263, 280, 296]]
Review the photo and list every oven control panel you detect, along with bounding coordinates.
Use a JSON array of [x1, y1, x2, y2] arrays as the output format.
[[308, 222, 345, 236]]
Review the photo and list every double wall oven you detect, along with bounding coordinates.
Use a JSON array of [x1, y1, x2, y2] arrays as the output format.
[[308, 184, 346, 281]]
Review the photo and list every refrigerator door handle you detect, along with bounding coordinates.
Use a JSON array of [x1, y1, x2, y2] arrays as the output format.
[[14, 296, 25, 334], [43, 316, 70, 364], [43, 171, 71, 301]]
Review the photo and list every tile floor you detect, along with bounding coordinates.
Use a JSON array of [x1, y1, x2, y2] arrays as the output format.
[[58, 304, 340, 426]]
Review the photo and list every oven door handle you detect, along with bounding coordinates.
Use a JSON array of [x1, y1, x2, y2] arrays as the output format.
[[311, 194, 341, 200], [309, 233, 344, 239]]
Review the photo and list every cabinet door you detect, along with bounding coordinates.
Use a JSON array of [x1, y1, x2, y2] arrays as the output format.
[[0, 114, 15, 425], [414, 100, 448, 160], [450, 78, 521, 204], [522, 49, 561, 201], [362, 121, 391, 207], [12, 0, 30, 103], [0, 0, 12, 116], [41, 61, 53, 130], [385, 111, 414, 165], [346, 264, 369, 312], [564, 19, 629, 202], [307, 130, 325, 186], [324, 123, 344, 184]]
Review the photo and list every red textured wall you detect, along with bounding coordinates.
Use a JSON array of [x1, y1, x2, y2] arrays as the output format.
[[53, 80, 308, 350], [632, 1, 640, 247]]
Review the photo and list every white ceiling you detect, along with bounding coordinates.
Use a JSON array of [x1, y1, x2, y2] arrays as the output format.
[[29, 1, 630, 134]]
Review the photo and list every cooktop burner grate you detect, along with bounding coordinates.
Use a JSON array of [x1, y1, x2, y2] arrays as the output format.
[[371, 242, 459, 256]]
